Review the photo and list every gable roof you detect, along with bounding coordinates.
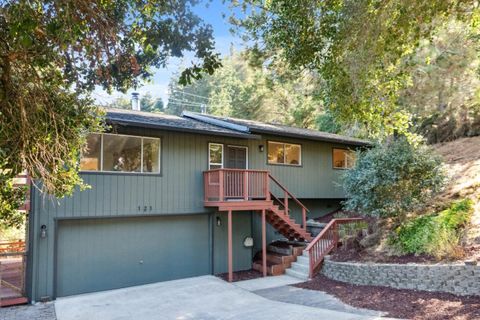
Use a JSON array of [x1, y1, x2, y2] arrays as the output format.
[[182, 112, 370, 146], [104, 108, 259, 139]]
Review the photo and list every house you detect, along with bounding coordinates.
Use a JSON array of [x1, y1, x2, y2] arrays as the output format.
[[24, 107, 368, 303]]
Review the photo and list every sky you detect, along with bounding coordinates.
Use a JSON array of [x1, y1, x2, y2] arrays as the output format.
[[93, 0, 244, 106]]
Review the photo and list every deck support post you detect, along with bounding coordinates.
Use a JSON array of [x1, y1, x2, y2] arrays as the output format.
[[228, 210, 233, 282], [262, 209, 267, 277]]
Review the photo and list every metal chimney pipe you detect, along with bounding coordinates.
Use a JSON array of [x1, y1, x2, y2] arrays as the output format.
[[131, 92, 140, 111]]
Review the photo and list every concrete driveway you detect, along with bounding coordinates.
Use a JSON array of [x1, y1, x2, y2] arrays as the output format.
[[55, 275, 391, 320]]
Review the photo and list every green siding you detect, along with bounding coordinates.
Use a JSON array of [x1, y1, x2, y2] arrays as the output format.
[[29, 126, 355, 301], [213, 212, 253, 274]]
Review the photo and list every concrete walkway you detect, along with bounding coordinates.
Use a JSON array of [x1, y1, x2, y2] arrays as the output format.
[[254, 285, 386, 317], [233, 274, 304, 291], [55, 275, 394, 320]]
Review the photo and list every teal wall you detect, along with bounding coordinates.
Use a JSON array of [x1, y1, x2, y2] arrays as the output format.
[[213, 212, 253, 274], [29, 125, 355, 301]]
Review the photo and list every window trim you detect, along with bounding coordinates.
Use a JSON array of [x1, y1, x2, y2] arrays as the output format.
[[208, 143, 224, 170], [332, 147, 355, 170], [80, 133, 161, 175], [267, 140, 302, 167]]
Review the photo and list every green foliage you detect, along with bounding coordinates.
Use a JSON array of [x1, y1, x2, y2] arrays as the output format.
[[391, 199, 473, 258], [0, 0, 221, 226], [234, 0, 478, 140], [333, 212, 369, 241], [399, 19, 480, 143], [167, 50, 322, 128], [342, 137, 447, 219], [0, 168, 26, 228]]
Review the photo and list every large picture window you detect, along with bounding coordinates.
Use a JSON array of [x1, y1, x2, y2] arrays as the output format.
[[208, 143, 223, 169], [80, 133, 160, 173], [333, 148, 356, 169], [267, 141, 301, 166]]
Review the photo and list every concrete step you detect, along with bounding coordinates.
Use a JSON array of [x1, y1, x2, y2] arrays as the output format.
[[285, 268, 309, 280], [291, 261, 309, 274], [296, 255, 309, 265]]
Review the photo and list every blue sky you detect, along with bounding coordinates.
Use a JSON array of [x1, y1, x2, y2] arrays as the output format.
[[93, 0, 243, 106]]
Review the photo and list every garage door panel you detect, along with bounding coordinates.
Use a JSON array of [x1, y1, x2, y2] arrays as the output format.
[[56, 215, 210, 297]]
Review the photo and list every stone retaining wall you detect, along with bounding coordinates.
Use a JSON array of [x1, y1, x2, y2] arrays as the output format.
[[322, 256, 480, 296]]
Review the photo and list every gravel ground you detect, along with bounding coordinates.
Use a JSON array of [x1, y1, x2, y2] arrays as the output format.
[[295, 274, 480, 320], [0, 302, 56, 320]]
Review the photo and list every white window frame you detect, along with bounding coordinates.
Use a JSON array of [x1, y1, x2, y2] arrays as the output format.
[[80, 133, 161, 174], [267, 141, 302, 166], [208, 143, 224, 170], [332, 148, 355, 169]]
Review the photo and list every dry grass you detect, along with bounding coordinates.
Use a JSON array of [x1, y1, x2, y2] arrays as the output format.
[[434, 136, 480, 260]]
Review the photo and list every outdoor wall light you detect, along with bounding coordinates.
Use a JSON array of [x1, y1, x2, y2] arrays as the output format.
[[40, 225, 47, 239], [216, 216, 222, 227], [258, 145, 264, 152]]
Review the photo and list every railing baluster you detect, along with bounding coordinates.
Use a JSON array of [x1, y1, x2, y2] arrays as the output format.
[[305, 218, 364, 279]]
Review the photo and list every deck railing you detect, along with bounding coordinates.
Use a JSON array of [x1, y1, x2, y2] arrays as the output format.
[[204, 169, 270, 202], [204, 168, 310, 231], [305, 218, 364, 278]]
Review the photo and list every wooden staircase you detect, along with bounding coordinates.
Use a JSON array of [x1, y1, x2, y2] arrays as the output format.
[[252, 241, 306, 276], [204, 169, 312, 242], [265, 205, 312, 242], [203, 168, 363, 281]]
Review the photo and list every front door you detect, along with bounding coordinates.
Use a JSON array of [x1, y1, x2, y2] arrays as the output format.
[[225, 146, 247, 169]]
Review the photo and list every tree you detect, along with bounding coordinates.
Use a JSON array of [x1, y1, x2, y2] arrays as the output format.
[[399, 19, 480, 143], [234, 0, 478, 140], [140, 93, 164, 113], [166, 50, 322, 128], [342, 137, 447, 221], [0, 0, 221, 227]]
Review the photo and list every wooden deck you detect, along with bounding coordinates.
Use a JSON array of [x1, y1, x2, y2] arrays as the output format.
[[1, 249, 27, 307]]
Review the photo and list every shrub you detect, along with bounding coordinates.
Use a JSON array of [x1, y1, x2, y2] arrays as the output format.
[[391, 199, 473, 258], [342, 137, 447, 220]]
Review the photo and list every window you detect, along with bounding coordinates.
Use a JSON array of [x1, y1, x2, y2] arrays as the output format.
[[209, 143, 223, 169], [80, 133, 160, 174], [267, 141, 301, 166], [333, 148, 356, 169], [80, 134, 101, 171]]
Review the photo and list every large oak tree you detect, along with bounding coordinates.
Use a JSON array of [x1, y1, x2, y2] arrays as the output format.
[[0, 0, 221, 227]]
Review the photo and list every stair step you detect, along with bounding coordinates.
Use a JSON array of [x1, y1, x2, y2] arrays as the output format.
[[296, 255, 309, 265], [285, 268, 309, 280], [291, 261, 309, 273], [266, 252, 295, 266], [253, 261, 285, 276]]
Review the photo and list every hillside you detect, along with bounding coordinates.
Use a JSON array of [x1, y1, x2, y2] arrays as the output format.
[[434, 136, 480, 259]]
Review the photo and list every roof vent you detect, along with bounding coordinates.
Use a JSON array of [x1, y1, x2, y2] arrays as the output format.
[[131, 92, 140, 111]]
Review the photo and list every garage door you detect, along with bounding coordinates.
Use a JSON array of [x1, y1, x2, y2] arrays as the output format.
[[56, 215, 210, 297]]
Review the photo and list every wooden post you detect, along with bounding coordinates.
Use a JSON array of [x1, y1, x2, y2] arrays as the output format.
[[302, 207, 306, 231], [284, 191, 289, 215], [219, 170, 224, 201], [244, 171, 248, 201], [262, 209, 267, 277], [265, 173, 270, 200], [228, 210, 233, 282]]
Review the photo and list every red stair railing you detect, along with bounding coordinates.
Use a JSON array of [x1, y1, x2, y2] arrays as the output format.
[[305, 218, 364, 278], [268, 174, 309, 231]]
